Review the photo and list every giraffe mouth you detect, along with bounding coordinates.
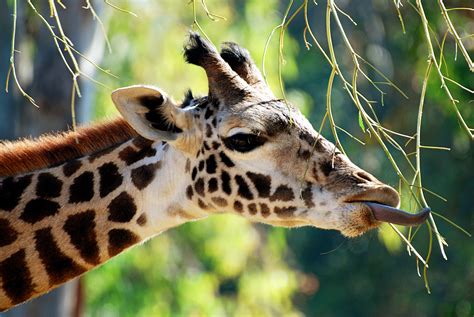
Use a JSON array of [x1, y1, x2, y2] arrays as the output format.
[[363, 202, 430, 226]]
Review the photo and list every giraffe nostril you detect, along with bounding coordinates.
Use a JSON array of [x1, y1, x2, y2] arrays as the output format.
[[353, 171, 377, 184]]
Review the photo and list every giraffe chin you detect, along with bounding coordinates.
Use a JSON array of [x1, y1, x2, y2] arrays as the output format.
[[363, 202, 431, 226]]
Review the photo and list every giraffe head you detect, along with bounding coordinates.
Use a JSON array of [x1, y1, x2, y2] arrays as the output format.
[[112, 33, 429, 237]]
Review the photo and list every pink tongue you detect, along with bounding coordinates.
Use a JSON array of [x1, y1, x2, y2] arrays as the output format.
[[364, 202, 430, 226]]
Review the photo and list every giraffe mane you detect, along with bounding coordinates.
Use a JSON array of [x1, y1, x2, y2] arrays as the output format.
[[0, 117, 138, 177]]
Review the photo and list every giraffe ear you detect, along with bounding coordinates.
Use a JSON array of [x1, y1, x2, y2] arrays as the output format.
[[112, 85, 189, 141]]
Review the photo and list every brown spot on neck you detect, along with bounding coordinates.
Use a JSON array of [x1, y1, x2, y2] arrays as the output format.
[[36, 173, 62, 198], [0, 219, 18, 247], [137, 213, 148, 226], [98, 162, 123, 198], [0, 175, 33, 211], [63, 160, 82, 177], [69, 171, 94, 203], [108, 192, 137, 223], [34, 228, 86, 286], [0, 249, 34, 305], [63, 210, 100, 265], [20, 199, 60, 223], [118, 144, 157, 166], [108, 229, 139, 257], [131, 162, 161, 190]]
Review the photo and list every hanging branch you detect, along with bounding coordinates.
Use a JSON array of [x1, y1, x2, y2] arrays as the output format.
[[265, 0, 472, 291], [5, 0, 38, 107]]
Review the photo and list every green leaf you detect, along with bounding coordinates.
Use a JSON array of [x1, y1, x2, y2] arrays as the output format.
[[358, 111, 365, 132]]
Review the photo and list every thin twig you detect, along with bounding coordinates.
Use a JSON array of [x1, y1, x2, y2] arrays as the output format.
[[103, 0, 137, 17], [438, 0, 473, 72], [6, 0, 38, 107], [390, 224, 429, 268], [416, 0, 473, 139], [84, 0, 112, 53], [414, 58, 448, 260]]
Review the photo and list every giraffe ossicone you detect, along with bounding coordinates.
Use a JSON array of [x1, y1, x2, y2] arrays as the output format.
[[0, 32, 429, 311]]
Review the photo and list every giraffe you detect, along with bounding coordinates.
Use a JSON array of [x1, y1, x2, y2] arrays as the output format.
[[0, 33, 429, 311]]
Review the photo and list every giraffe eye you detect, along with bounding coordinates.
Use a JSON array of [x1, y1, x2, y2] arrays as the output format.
[[224, 133, 266, 153]]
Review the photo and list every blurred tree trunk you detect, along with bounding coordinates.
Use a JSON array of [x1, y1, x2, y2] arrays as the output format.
[[0, 0, 106, 316]]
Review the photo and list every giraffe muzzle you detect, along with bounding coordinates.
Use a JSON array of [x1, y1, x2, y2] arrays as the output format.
[[364, 202, 431, 226]]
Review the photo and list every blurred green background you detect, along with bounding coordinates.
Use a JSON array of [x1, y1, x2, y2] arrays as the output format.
[[2, 0, 473, 316]]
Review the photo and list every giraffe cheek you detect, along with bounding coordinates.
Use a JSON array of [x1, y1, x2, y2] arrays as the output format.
[[186, 185, 194, 200], [194, 178, 205, 197], [301, 183, 315, 209], [211, 197, 228, 207], [208, 178, 218, 193]]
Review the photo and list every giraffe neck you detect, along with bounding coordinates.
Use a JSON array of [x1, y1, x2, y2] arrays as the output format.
[[0, 137, 201, 310]]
